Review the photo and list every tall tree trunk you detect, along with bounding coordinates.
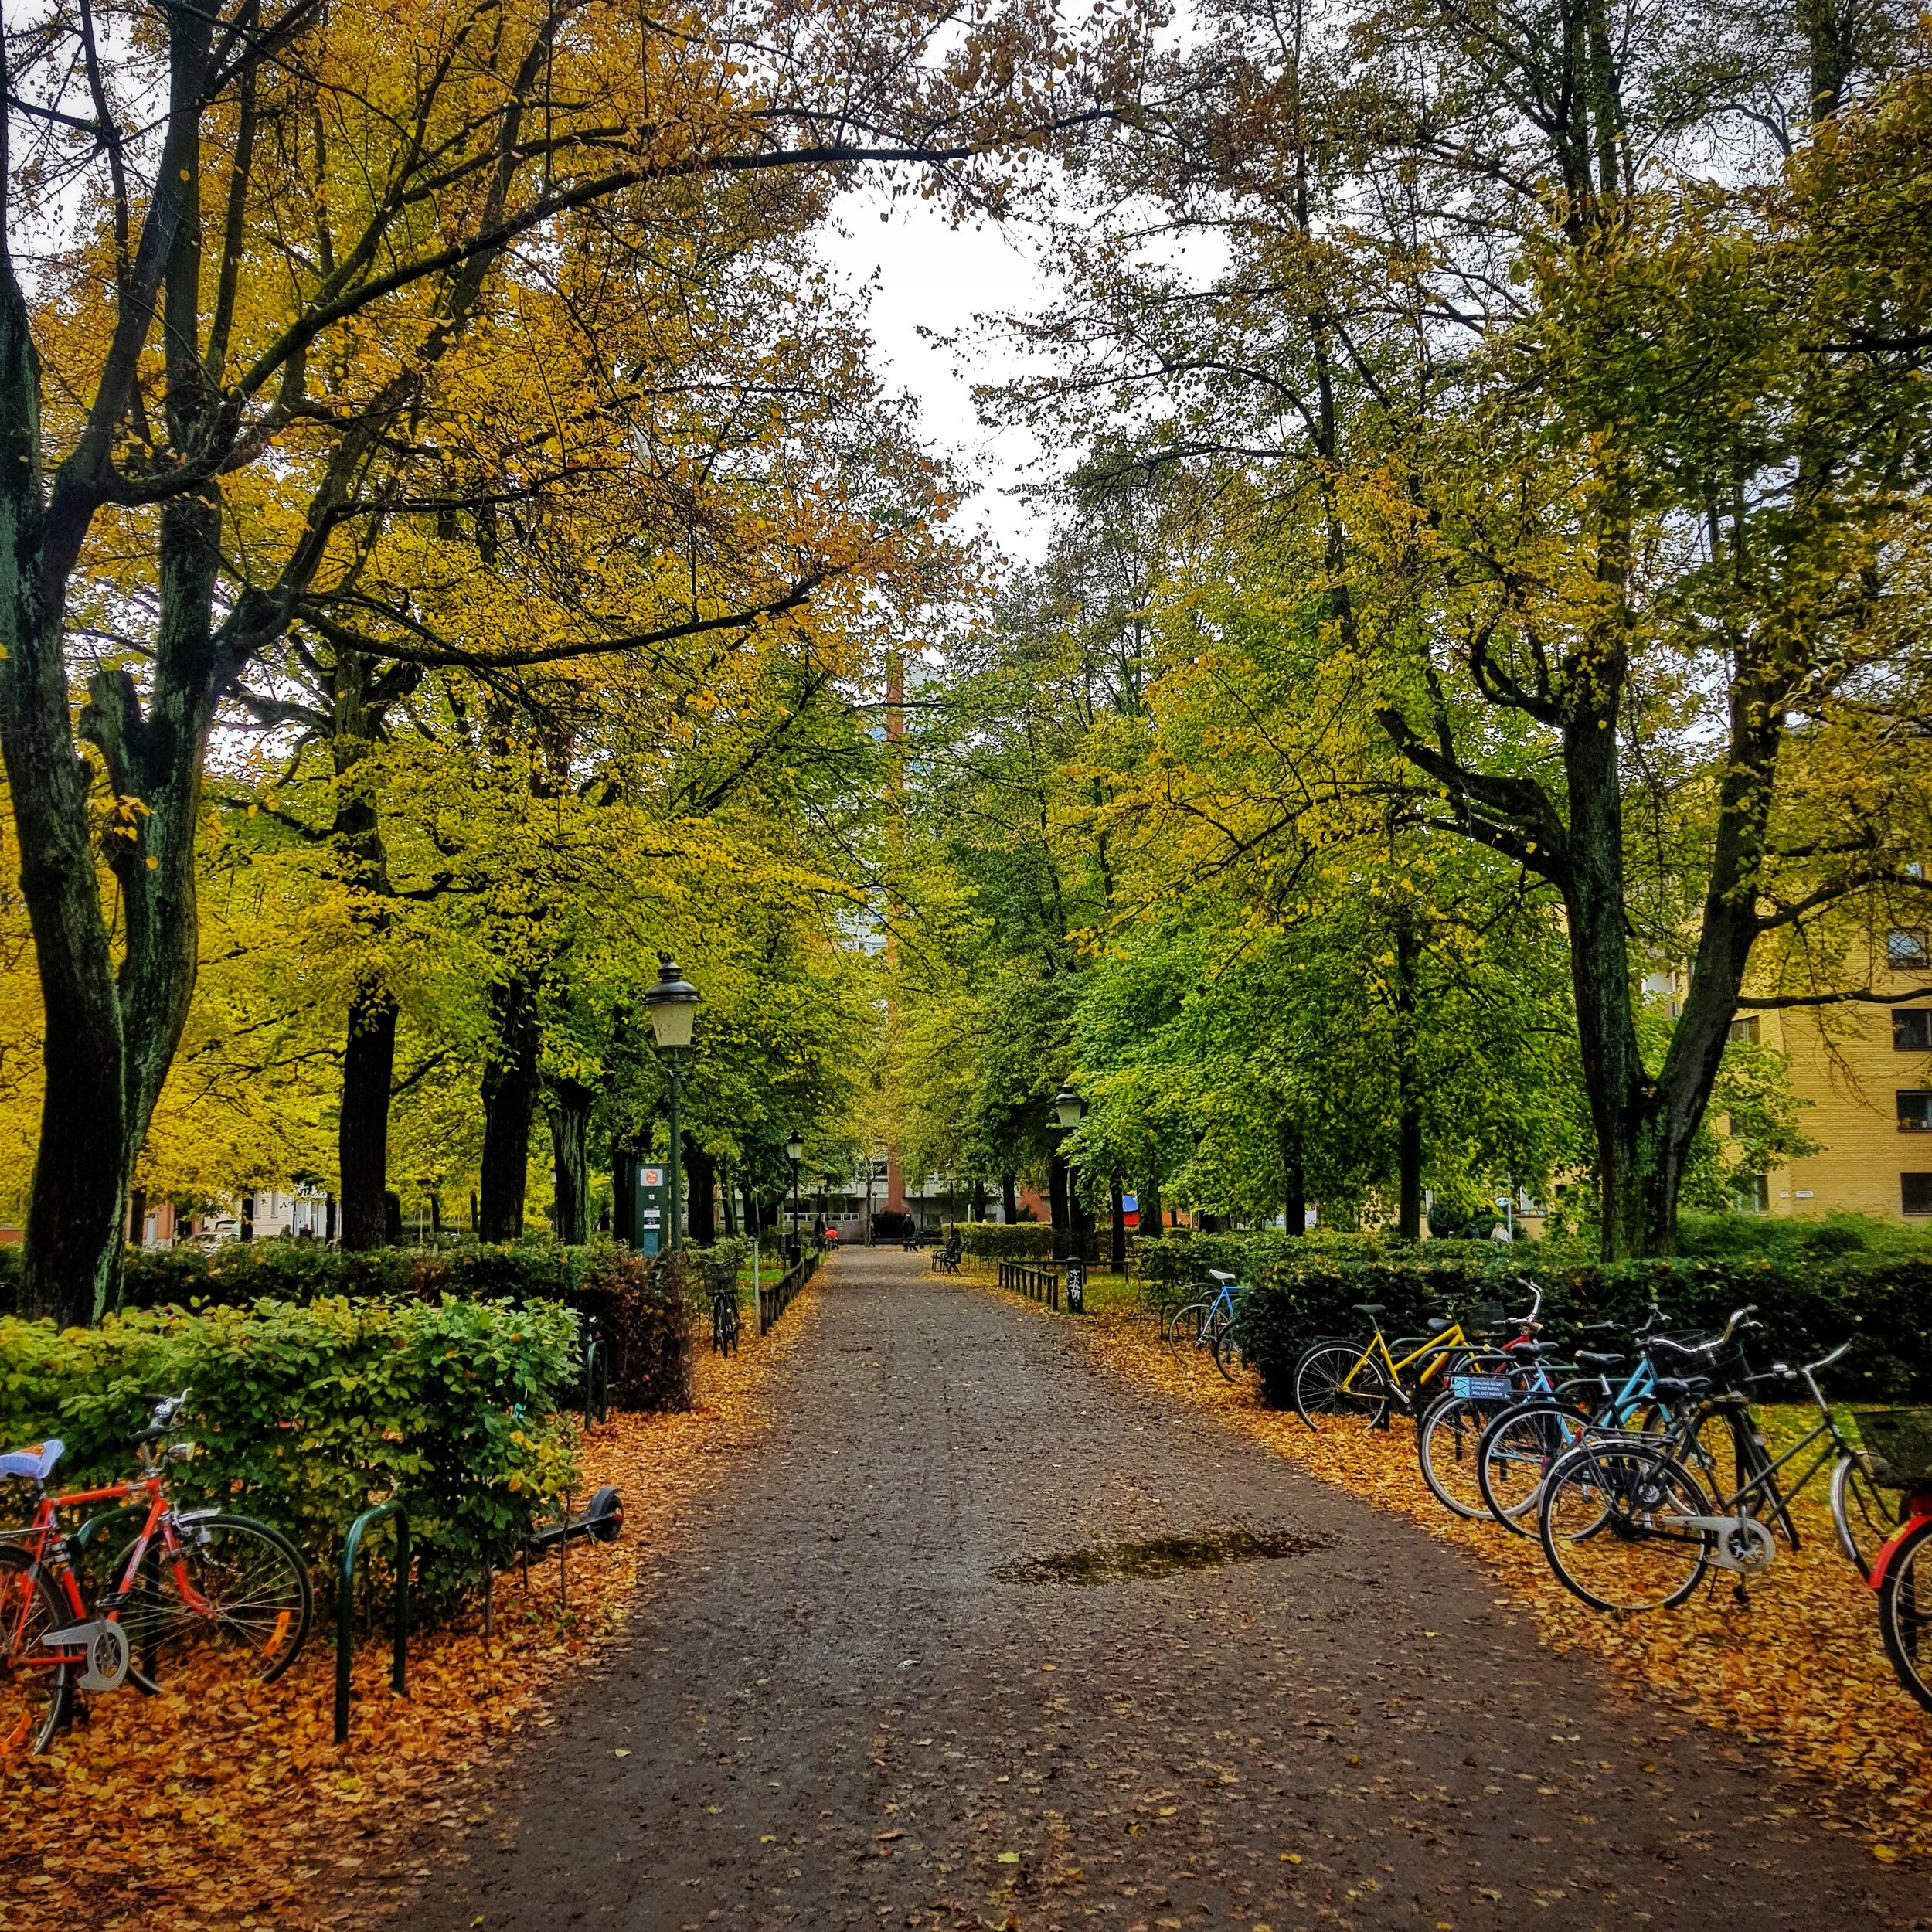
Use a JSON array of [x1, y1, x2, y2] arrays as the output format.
[[1142, 1176, 1162, 1236], [719, 1157, 738, 1236], [479, 973, 541, 1240], [1281, 1122, 1306, 1237], [328, 645, 414, 1250], [1110, 1179, 1126, 1272], [546, 1076, 594, 1245], [338, 980, 398, 1250], [685, 1146, 717, 1246], [612, 1147, 638, 1246], [1393, 918, 1423, 1241], [1001, 1170, 1018, 1223], [1049, 1154, 1070, 1259], [0, 281, 131, 1323], [1560, 716, 1659, 1258]]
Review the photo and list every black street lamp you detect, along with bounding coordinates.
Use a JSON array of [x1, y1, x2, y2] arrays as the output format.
[[1049, 1082, 1089, 1302], [785, 1128, 804, 1257], [1049, 1083, 1084, 1261], [644, 955, 700, 1253]]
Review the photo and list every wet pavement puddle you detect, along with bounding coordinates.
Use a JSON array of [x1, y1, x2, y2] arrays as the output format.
[[995, 1526, 1332, 1586]]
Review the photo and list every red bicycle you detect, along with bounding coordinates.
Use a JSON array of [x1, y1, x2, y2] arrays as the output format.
[[0, 1391, 312, 1753], [1859, 1409, 1932, 1713]]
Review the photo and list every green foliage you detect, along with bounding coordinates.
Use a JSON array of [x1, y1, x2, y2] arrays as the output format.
[[0, 1297, 580, 1614]]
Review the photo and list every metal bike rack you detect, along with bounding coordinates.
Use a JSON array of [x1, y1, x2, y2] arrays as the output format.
[[335, 1498, 409, 1744]]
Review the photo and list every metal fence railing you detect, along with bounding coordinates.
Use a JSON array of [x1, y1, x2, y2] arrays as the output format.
[[998, 1258, 1061, 1311], [760, 1247, 818, 1335]]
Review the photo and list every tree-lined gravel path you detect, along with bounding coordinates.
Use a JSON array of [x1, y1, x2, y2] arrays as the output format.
[[418, 1249, 1924, 1930]]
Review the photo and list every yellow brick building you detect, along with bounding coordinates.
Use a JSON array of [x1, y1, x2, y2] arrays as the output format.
[[1745, 930, 1932, 1222]]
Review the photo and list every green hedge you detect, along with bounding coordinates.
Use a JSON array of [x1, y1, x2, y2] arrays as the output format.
[[0, 1297, 580, 1614], [949, 1223, 1056, 1262], [1230, 1249, 1932, 1409], [0, 1239, 693, 1413]]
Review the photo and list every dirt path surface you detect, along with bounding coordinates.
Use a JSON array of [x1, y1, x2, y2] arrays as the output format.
[[414, 1250, 1925, 1932]]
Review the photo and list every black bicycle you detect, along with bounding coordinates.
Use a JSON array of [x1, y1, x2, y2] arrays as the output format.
[[711, 1284, 740, 1355]]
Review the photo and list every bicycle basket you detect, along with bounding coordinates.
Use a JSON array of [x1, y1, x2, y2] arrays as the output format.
[[1461, 1302, 1506, 1335], [1853, 1410, 1932, 1488], [1451, 1373, 1513, 1402]]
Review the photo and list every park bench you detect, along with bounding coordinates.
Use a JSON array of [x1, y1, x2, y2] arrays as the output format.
[[931, 1231, 963, 1274]]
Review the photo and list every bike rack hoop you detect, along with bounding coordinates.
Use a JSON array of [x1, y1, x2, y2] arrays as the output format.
[[335, 1497, 409, 1745]]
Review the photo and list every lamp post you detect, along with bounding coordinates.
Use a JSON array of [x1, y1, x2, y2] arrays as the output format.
[[644, 955, 700, 1253], [785, 1128, 804, 1258], [1049, 1083, 1089, 1306], [1049, 1083, 1084, 1263]]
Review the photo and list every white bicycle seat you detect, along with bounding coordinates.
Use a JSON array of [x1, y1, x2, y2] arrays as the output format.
[[0, 1440, 63, 1483]]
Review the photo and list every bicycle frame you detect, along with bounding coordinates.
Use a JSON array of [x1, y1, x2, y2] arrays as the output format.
[[1340, 1321, 1474, 1402], [1869, 1485, 1932, 1592], [5, 1465, 219, 1667]]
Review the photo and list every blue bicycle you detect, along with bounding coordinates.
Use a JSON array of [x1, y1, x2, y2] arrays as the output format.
[[1164, 1270, 1251, 1381], [1475, 1305, 1688, 1533]]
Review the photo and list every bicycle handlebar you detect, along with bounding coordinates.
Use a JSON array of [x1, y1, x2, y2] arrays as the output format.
[[1761, 1340, 1854, 1381], [1648, 1304, 1758, 1359]]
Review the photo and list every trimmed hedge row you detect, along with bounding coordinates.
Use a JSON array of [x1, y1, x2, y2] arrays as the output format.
[[0, 1236, 590, 1314], [0, 1297, 580, 1614], [0, 1239, 693, 1412], [950, 1223, 1056, 1262], [1230, 1250, 1932, 1409]]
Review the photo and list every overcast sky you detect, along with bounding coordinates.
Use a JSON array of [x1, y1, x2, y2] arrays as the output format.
[[815, 191, 1061, 565]]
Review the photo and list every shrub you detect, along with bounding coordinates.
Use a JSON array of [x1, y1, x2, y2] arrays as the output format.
[[14, 1237, 696, 1417], [0, 1297, 580, 1614], [575, 1247, 692, 1412], [951, 1222, 1056, 1262], [1230, 1246, 1932, 1410]]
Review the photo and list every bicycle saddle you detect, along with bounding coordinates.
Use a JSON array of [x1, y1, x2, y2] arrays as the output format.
[[1509, 1340, 1563, 1359], [0, 1440, 63, 1483], [1425, 1316, 1450, 1332], [1650, 1375, 1710, 1400], [1351, 1303, 1385, 1318], [1574, 1350, 1624, 1368], [1208, 1270, 1237, 1286]]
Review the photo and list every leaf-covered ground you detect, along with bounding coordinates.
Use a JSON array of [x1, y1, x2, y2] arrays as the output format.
[[1042, 1275, 1931, 1865], [0, 1287, 821, 1932]]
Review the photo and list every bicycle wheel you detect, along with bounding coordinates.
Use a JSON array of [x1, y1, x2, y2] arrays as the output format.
[[1539, 1441, 1713, 1614], [1831, 1452, 1898, 1580], [1478, 1400, 1590, 1535], [1877, 1515, 1932, 1714], [0, 1548, 73, 1756], [1293, 1341, 1388, 1430], [1420, 1396, 1505, 1520], [1165, 1301, 1213, 1358], [1212, 1320, 1249, 1382], [121, 1515, 312, 1692]]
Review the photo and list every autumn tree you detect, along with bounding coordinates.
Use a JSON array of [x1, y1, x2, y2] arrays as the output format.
[[0, 0, 1148, 1320], [998, 0, 1932, 1255]]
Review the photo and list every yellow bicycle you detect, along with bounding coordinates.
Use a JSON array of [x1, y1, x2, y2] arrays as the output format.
[[1292, 1301, 1506, 1431]]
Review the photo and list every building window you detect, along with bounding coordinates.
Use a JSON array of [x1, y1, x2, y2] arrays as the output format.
[[1889, 930, 1930, 968], [1903, 1094, 1932, 1131], [1732, 1172, 1770, 1214], [1896, 1009, 1932, 1050], [1727, 1015, 1760, 1043], [1904, 1174, 1932, 1216]]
